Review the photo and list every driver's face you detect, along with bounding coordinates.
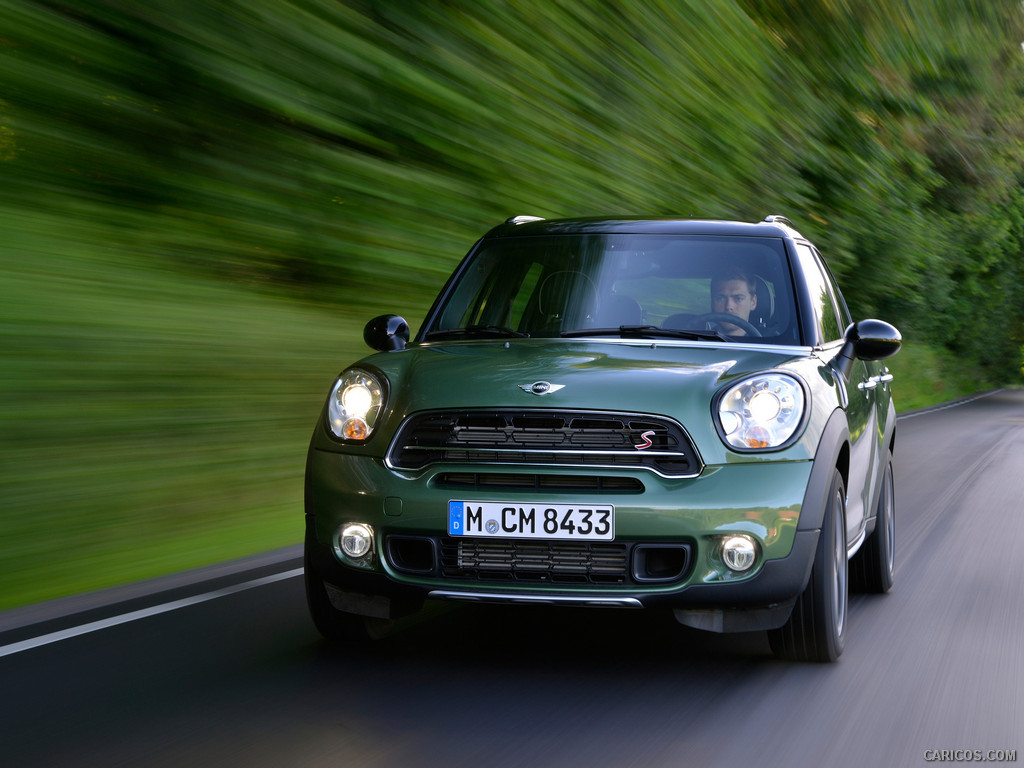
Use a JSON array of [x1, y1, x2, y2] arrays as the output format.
[[712, 279, 757, 320], [711, 279, 757, 334]]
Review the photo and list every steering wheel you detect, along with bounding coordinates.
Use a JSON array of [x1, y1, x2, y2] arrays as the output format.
[[693, 312, 762, 338]]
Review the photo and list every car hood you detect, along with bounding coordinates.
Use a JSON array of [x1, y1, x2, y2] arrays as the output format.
[[367, 338, 813, 425]]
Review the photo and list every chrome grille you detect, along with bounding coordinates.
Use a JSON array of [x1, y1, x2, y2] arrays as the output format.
[[387, 410, 700, 477]]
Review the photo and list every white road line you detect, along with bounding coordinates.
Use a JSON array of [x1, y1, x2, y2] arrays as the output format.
[[897, 389, 1000, 420], [0, 567, 303, 660]]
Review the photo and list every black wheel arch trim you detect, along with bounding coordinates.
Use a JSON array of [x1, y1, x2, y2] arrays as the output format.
[[797, 407, 850, 533]]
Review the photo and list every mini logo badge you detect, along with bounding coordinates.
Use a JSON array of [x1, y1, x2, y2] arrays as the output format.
[[635, 430, 656, 450], [518, 381, 565, 396]]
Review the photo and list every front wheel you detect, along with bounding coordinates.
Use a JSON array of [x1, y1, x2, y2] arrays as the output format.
[[768, 468, 848, 662]]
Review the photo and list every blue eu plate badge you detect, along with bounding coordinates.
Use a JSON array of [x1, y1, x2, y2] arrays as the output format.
[[448, 501, 464, 536]]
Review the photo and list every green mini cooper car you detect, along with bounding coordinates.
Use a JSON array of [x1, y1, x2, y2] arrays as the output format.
[[304, 215, 902, 662]]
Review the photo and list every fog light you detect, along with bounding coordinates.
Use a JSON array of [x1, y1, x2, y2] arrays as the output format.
[[339, 523, 374, 559], [721, 535, 757, 572]]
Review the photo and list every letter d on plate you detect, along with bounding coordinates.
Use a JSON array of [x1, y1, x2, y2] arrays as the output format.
[[448, 501, 464, 535]]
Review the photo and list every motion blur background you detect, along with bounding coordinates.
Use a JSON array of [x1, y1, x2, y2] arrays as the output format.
[[1, 0, 1022, 610]]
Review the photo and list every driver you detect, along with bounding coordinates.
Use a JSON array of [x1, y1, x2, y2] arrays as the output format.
[[711, 267, 758, 336]]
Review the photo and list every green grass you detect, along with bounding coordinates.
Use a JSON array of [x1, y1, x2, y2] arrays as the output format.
[[0, 206, 433, 611], [0, 208, 1009, 610], [885, 339, 999, 413]]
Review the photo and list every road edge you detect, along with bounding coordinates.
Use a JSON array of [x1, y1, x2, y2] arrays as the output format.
[[0, 544, 302, 637], [895, 388, 1004, 420]]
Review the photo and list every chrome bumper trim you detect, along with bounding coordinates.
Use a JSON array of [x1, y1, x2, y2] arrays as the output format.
[[427, 589, 642, 608]]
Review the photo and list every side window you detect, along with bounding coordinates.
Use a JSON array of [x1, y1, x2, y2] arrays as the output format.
[[794, 244, 843, 343], [815, 247, 852, 331]]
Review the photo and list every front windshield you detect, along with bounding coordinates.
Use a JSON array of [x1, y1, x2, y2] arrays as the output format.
[[424, 234, 799, 345]]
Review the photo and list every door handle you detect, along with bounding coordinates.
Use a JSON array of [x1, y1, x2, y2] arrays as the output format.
[[863, 372, 894, 391]]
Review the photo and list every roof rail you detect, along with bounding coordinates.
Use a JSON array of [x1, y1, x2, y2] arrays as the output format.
[[763, 214, 795, 228], [505, 215, 545, 225]]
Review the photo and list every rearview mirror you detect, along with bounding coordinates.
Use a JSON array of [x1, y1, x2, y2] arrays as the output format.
[[834, 319, 901, 378], [363, 314, 409, 351]]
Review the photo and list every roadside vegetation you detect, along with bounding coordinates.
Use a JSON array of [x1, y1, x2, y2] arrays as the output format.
[[1, 0, 1022, 609]]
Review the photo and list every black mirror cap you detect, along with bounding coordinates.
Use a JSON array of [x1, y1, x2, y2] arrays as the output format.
[[833, 319, 901, 380], [846, 319, 902, 361], [364, 314, 409, 351]]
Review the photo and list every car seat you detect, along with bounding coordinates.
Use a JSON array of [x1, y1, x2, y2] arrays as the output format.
[[750, 275, 775, 329], [593, 293, 644, 327]]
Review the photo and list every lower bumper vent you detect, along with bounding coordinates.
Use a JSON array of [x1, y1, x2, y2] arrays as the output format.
[[442, 539, 629, 585], [386, 536, 692, 586]]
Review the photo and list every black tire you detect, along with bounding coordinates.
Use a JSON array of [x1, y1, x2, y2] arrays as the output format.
[[851, 453, 895, 593], [304, 550, 393, 644], [768, 468, 848, 662]]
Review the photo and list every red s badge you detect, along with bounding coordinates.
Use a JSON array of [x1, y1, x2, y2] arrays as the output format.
[[635, 430, 655, 450]]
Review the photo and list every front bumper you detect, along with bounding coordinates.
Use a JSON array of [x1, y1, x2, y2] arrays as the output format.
[[305, 448, 820, 628]]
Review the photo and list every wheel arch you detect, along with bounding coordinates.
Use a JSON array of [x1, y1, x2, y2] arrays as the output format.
[[797, 408, 850, 534]]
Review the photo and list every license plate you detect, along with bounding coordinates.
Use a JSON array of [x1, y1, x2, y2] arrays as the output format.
[[448, 501, 614, 541]]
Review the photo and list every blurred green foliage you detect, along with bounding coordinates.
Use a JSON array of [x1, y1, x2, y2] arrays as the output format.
[[1, 0, 1022, 609]]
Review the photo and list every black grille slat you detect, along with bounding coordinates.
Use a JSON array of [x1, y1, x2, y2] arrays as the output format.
[[440, 539, 630, 584], [389, 410, 700, 477], [567, 430, 628, 448], [456, 429, 512, 445], [433, 472, 644, 493], [386, 535, 693, 585]]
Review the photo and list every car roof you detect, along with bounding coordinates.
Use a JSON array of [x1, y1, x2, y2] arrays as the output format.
[[484, 216, 805, 240]]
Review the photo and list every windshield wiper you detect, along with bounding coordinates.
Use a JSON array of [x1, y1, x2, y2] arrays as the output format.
[[561, 325, 728, 341], [424, 325, 531, 340]]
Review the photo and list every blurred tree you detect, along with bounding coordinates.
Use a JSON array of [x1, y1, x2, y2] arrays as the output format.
[[739, 0, 1024, 374], [1, 0, 1022, 376]]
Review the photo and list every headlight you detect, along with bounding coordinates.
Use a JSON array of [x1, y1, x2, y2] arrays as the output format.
[[716, 373, 805, 451], [327, 369, 385, 441]]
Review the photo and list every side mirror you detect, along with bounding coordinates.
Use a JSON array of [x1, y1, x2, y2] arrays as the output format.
[[363, 314, 409, 352], [834, 319, 901, 379]]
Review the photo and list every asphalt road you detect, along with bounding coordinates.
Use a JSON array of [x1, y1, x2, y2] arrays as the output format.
[[1, 390, 1021, 768]]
